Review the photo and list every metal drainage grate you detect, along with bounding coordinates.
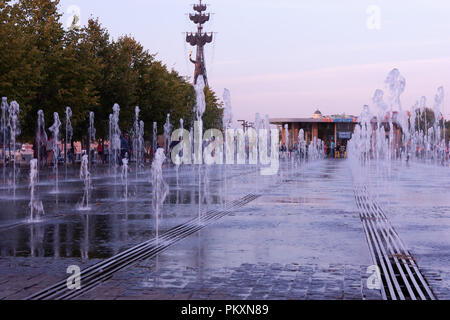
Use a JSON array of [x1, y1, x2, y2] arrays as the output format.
[[27, 193, 261, 300], [354, 186, 436, 300]]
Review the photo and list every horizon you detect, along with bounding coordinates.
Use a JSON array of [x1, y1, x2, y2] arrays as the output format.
[[58, 0, 450, 122]]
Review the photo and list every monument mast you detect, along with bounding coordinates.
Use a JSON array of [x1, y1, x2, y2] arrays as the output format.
[[186, 0, 213, 87]]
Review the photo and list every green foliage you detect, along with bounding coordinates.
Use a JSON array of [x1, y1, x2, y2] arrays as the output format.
[[413, 108, 437, 132], [203, 87, 223, 131], [0, 0, 223, 142], [411, 108, 449, 143]]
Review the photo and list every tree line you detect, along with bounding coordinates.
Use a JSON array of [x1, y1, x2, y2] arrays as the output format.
[[0, 0, 223, 145], [411, 108, 450, 142]]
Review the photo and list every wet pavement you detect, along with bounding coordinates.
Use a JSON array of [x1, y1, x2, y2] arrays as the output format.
[[0, 159, 449, 300], [361, 161, 450, 299], [77, 261, 381, 300]]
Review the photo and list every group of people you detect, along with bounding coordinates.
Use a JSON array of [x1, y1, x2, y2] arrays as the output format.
[[324, 140, 346, 159], [93, 134, 135, 166], [32, 128, 138, 167], [33, 129, 64, 166], [279, 143, 306, 159], [279, 140, 348, 159]]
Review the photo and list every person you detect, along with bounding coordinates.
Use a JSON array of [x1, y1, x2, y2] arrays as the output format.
[[336, 143, 341, 158], [280, 144, 287, 158], [120, 134, 129, 161], [67, 146, 74, 164], [330, 140, 335, 159], [170, 138, 183, 158], [103, 142, 110, 164], [90, 146, 95, 164], [47, 137, 54, 165], [340, 144, 346, 158], [70, 140, 76, 165], [97, 140, 104, 163], [34, 128, 47, 166], [125, 134, 132, 158]]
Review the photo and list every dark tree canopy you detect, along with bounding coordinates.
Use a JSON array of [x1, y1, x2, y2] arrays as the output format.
[[0, 0, 223, 143]]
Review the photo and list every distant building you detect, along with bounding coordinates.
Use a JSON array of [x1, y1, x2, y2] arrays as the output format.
[[270, 110, 358, 148]]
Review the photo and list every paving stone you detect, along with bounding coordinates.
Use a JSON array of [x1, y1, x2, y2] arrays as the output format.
[[0, 258, 421, 300]]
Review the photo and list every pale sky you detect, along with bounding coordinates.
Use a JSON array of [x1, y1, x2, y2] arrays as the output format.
[[58, 0, 450, 122]]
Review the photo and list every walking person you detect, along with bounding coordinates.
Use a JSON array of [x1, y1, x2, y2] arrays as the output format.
[[46, 137, 54, 166], [330, 140, 335, 159], [97, 139, 104, 164], [120, 134, 129, 163]]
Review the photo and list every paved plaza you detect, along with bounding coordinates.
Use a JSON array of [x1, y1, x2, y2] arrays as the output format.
[[0, 160, 449, 300]]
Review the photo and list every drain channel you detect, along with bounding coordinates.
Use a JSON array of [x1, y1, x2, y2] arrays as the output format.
[[354, 186, 436, 300], [27, 193, 261, 300]]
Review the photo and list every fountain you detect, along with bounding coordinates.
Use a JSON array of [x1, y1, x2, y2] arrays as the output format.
[[264, 115, 270, 130], [1, 97, 8, 183], [190, 127, 194, 168], [121, 157, 129, 200], [194, 78, 206, 219], [265, 115, 271, 163], [174, 119, 184, 187], [152, 148, 169, 241], [133, 107, 140, 174], [433, 87, 445, 162], [284, 124, 289, 159], [220, 90, 233, 205], [79, 155, 90, 210], [153, 122, 158, 155], [348, 68, 448, 167], [65, 107, 73, 171], [89, 111, 96, 167], [8, 101, 20, 198], [222, 89, 233, 130], [36, 110, 47, 171], [194, 79, 206, 163], [49, 112, 61, 194], [164, 114, 173, 155], [110, 104, 121, 174], [195, 78, 206, 121], [134, 107, 140, 153], [255, 113, 261, 165], [174, 150, 181, 199], [152, 122, 158, 161], [29, 159, 44, 221], [139, 121, 144, 167], [298, 129, 306, 162], [307, 136, 325, 161], [133, 107, 144, 175], [255, 113, 262, 131], [385, 69, 406, 112], [221, 89, 234, 186]]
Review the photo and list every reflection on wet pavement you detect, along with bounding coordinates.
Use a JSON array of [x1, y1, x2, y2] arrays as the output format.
[[0, 160, 449, 300]]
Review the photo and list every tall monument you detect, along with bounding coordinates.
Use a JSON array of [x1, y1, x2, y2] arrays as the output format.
[[186, 0, 213, 87]]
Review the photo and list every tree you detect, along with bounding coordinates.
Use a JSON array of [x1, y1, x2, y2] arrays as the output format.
[[202, 87, 224, 131], [0, 0, 44, 137], [0, 1, 225, 144], [17, 0, 66, 139], [78, 18, 112, 141], [413, 108, 436, 133]]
